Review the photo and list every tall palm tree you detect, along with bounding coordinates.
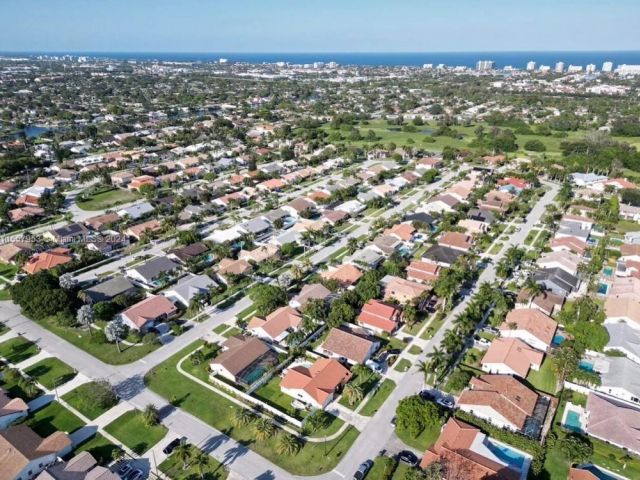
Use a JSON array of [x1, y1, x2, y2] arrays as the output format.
[[174, 443, 192, 470], [426, 347, 447, 373], [276, 432, 302, 456], [343, 383, 364, 406], [253, 417, 275, 441], [190, 450, 209, 479], [416, 360, 431, 382], [231, 408, 255, 427]]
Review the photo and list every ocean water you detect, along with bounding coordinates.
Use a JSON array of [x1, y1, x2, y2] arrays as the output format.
[[4, 51, 640, 68]]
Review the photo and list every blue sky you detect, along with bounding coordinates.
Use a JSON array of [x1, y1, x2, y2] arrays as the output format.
[[1, 0, 638, 52]]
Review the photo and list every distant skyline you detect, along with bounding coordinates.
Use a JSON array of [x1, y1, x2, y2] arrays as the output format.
[[1, 0, 639, 53]]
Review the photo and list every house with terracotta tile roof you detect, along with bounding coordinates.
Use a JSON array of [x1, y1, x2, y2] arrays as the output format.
[[549, 237, 588, 256], [478, 190, 515, 213], [280, 358, 352, 409], [458, 375, 547, 436], [0, 424, 72, 480], [499, 309, 557, 352], [217, 258, 253, 282], [128, 175, 157, 191], [438, 231, 473, 252], [247, 306, 302, 343], [382, 275, 430, 304], [515, 290, 565, 317], [0, 388, 28, 430], [238, 244, 281, 264], [320, 264, 363, 287], [257, 178, 286, 192], [290, 283, 331, 309], [8, 206, 45, 224], [121, 295, 178, 331], [420, 417, 525, 480], [124, 219, 162, 241], [569, 467, 599, 480], [357, 299, 403, 334], [84, 212, 120, 231], [23, 248, 73, 275], [0, 242, 32, 265], [481, 337, 544, 378], [406, 260, 441, 284], [383, 223, 416, 242], [498, 177, 530, 194], [319, 327, 380, 365]]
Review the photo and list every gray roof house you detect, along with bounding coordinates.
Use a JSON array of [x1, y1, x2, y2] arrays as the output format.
[[422, 244, 464, 267], [605, 323, 640, 365], [240, 218, 272, 238], [595, 356, 640, 405], [82, 275, 137, 304], [532, 267, 580, 296], [347, 247, 384, 269], [117, 202, 155, 220], [126, 256, 180, 287], [163, 273, 218, 306]]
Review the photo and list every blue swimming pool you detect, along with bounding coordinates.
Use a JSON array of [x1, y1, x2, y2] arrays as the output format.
[[485, 439, 526, 469], [597, 283, 610, 295], [603, 266, 614, 277], [579, 360, 595, 372], [581, 465, 619, 480], [552, 334, 566, 346], [564, 411, 583, 432]]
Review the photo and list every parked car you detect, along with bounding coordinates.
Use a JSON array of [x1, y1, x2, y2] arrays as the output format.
[[163, 436, 187, 455], [127, 470, 145, 480], [365, 359, 385, 373], [353, 460, 373, 480], [397, 450, 419, 466], [436, 397, 455, 409], [419, 390, 435, 401]]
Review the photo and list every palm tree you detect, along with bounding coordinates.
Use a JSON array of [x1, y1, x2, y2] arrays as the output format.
[[174, 443, 192, 470], [416, 360, 431, 382], [190, 450, 209, 479], [276, 432, 302, 456], [253, 417, 275, 441], [343, 383, 364, 406], [231, 408, 255, 427], [426, 347, 447, 373], [143, 404, 159, 427]]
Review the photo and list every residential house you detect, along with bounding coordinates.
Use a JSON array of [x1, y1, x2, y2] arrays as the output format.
[[43, 223, 89, 245], [0, 388, 28, 430], [84, 212, 120, 232], [592, 356, 640, 405], [167, 242, 209, 265], [121, 295, 178, 331], [8, 207, 45, 224], [36, 451, 119, 480], [162, 273, 217, 307], [481, 337, 544, 378], [438, 232, 473, 252], [217, 258, 252, 283], [116, 202, 155, 220], [499, 309, 557, 352], [604, 294, 640, 329], [383, 223, 416, 243], [382, 275, 430, 304], [81, 276, 137, 304], [532, 268, 580, 296], [570, 173, 608, 188], [319, 327, 380, 365], [289, 283, 331, 310], [210, 335, 277, 384], [458, 375, 548, 437], [549, 237, 588, 256], [128, 175, 157, 191], [458, 219, 489, 236], [406, 260, 441, 284], [247, 306, 302, 343], [605, 323, 640, 365], [478, 190, 515, 214], [586, 393, 640, 456], [347, 247, 384, 269], [126, 257, 180, 288], [357, 299, 403, 334], [238, 244, 281, 264], [0, 425, 72, 480], [124, 219, 162, 241], [419, 418, 524, 480], [23, 248, 73, 275], [371, 234, 403, 256], [420, 194, 459, 214], [515, 290, 564, 317], [537, 251, 582, 276], [282, 197, 316, 218], [320, 264, 363, 288], [422, 244, 464, 268], [280, 358, 351, 410], [239, 218, 272, 240], [334, 200, 366, 217], [0, 242, 33, 265]]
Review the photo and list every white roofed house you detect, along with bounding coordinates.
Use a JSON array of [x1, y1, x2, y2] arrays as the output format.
[[162, 273, 218, 307]]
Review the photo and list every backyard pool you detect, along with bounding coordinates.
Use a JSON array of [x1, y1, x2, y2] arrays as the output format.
[[564, 410, 584, 432], [485, 439, 526, 470], [579, 359, 595, 372], [603, 266, 614, 277], [552, 334, 566, 346], [597, 282, 610, 295]]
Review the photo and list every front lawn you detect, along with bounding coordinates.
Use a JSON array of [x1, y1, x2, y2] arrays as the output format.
[[394, 358, 411, 372], [0, 337, 39, 364], [360, 379, 396, 417], [24, 357, 77, 390], [253, 376, 301, 419], [40, 316, 159, 365], [145, 342, 360, 475], [71, 433, 121, 465], [395, 420, 443, 451], [160, 445, 228, 480], [76, 187, 140, 211], [27, 401, 85, 437], [526, 358, 558, 394], [104, 409, 168, 455], [62, 382, 119, 420], [338, 371, 381, 410]]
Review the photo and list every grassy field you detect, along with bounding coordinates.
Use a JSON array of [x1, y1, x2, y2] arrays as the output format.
[[0, 337, 39, 364], [360, 379, 396, 417], [145, 341, 359, 475], [160, 446, 229, 480], [395, 420, 443, 451], [393, 358, 411, 372], [253, 376, 301, 418], [76, 187, 140, 211], [104, 409, 168, 455], [71, 433, 120, 465], [338, 372, 381, 410], [62, 382, 118, 420], [27, 401, 85, 437], [24, 357, 77, 390], [40, 316, 159, 365], [526, 358, 558, 395]]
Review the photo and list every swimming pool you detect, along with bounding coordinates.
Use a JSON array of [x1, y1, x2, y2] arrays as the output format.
[[552, 334, 566, 346], [603, 266, 614, 277], [579, 359, 595, 372], [485, 439, 526, 470], [564, 411, 583, 432], [597, 283, 610, 295]]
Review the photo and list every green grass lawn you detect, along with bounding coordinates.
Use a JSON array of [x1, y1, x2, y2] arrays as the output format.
[[213, 323, 231, 334], [71, 433, 120, 465], [40, 316, 159, 365], [27, 401, 85, 437], [24, 357, 77, 390], [403, 317, 428, 336], [615, 219, 640, 234], [0, 263, 19, 279], [62, 382, 118, 420], [524, 229, 540, 246], [360, 379, 396, 417], [408, 345, 423, 355], [253, 376, 301, 419], [76, 187, 140, 211], [393, 358, 411, 372], [421, 313, 446, 340], [0, 321, 8, 335], [488, 242, 503, 255], [145, 341, 360, 475], [526, 357, 558, 394], [367, 456, 397, 480], [533, 230, 551, 249], [221, 326, 242, 338], [104, 409, 168, 455], [462, 348, 483, 369], [338, 372, 381, 410], [0, 337, 39, 364], [160, 446, 228, 480], [395, 420, 443, 451]]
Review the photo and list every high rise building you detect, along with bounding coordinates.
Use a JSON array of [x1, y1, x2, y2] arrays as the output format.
[[539, 65, 551, 73], [586, 64, 597, 74], [476, 60, 495, 72], [555, 62, 565, 73], [526, 61, 536, 71], [602, 61, 614, 73], [616, 64, 640, 75], [567, 65, 584, 73]]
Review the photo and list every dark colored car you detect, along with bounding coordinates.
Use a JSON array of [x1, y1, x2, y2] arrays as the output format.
[[163, 437, 187, 455], [398, 450, 419, 466], [419, 390, 435, 401], [353, 460, 373, 480]]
